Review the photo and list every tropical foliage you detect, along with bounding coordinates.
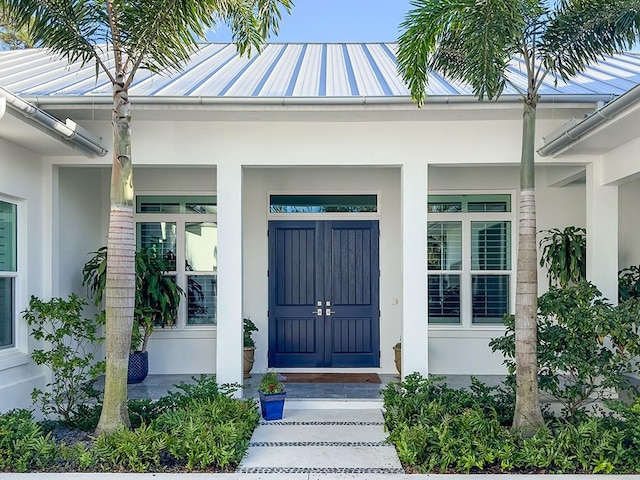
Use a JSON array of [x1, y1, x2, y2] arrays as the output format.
[[619, 264, 640, 301], [538, 226, 586, 287], [491, 282, 640, 417], [22, 294, 105, 424], [383, 374, 640, 474], [83, 247, 183, 353], [0, 7, 32, 49], [3, 0, 292, 435], [397, 0, 640, 433], [0, 377, 259, 473]]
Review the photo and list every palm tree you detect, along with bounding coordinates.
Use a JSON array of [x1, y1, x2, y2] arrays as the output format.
[[0, 5, 32, 48], [397, 0, 640, 435], [3, 0, 292, 435]]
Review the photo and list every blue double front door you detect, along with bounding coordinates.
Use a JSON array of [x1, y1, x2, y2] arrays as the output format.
[[268, 220, 380, 368]]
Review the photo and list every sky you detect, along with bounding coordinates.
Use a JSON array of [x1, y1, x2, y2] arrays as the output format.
[[207, 0, 414, 43]]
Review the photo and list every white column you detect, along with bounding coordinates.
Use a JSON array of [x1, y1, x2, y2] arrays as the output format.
[[586, 159, 618, 304], [401, 161, 429, 377], [215, 163, 243, 391]]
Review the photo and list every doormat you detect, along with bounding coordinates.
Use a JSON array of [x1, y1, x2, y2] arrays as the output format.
[[281, 373, 381, 384]]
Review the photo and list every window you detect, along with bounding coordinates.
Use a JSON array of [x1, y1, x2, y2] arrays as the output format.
[[136, 196, 217, 326], [0, 200, 17, 348], [428, 194, 513, 326], [270, 194, 377, 213]]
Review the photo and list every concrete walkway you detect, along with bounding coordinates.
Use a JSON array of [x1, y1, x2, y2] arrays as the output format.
[[237, 408, 403, 474]]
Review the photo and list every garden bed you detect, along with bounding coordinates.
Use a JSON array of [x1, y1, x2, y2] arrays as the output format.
[[0, 376, 259, 473], [382, 374, 640, 474]]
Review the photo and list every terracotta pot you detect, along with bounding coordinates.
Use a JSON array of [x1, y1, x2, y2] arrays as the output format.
[[393, 344, 401, 377], [243, 347, 255, 379]]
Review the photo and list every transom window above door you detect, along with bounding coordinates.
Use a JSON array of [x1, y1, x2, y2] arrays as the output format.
[[136, 195, 217, 327], [269, 194, 377, 214], [427, 193, 514, 327]]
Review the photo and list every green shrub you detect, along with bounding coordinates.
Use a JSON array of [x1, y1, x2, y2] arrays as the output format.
[[383, 374, 640, 474], [0, 376, 258, 473], [23, 294, 105, 423], [619, 265, 640, 301], [93, 424, 167, 472], [0, 409, 58, 472], [154, 396, 259, 470], [490, 282, 640, 417]]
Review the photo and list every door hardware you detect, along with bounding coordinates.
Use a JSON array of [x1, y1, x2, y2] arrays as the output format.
[[313, 308, 322, 316]]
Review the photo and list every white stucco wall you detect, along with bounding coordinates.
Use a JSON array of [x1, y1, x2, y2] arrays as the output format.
[[57, 167, 107, 298], [45, 117, 590, 378], [0, 138, 47, 413], [619, 178, 640, 269]]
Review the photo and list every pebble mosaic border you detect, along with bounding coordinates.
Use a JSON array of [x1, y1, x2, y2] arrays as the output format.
[[249, 441, 390, 447], [237, 467, 405, 474]]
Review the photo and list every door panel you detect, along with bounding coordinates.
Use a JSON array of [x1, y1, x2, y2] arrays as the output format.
[[324, 221, 379, 367], [269, 220, 379, 368], [269, 222, 323, 367]]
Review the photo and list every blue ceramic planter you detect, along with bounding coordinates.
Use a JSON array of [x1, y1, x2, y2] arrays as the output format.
[[127, 351, 149, 384], [259, 391, 286, 420]]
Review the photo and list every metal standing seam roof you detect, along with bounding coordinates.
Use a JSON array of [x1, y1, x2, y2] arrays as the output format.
[[0, 43, 639, 99]]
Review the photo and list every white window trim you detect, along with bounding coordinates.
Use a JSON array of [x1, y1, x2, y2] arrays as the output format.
[[427, 190, 516, 331], [266, 190, 382, 220], [135, 191, 217, 331], [0, 194, 30, 370]]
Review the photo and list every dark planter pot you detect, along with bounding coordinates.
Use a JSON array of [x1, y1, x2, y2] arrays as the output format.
[[127, 351, 149, 384], [259, 391, 286, 420]]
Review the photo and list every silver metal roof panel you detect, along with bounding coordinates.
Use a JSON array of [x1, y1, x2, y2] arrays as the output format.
[[0, 43, 638, 100]]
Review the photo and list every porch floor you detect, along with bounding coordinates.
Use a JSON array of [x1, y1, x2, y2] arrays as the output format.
[[125, 374, 506, 401]]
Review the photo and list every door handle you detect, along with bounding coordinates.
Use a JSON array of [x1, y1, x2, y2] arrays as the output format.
[[312, 308, 322, 316], [326, 308, 334, 316]]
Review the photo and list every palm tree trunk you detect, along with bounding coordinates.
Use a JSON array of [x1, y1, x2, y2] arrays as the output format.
[[95, 77, 135, 435], [512, 100, 544, 435]]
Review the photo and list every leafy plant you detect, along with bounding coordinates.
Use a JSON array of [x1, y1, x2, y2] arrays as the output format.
[[83, 247, 183, 352], [382, 374, 640, 474], [93, 424, 166, 472], [23, 295, 105, 423], [153, 396, 259, 470], [490, 282, 640, 417], [259, 370, 285, 394], [243, 318, 258, 348], [0, 409, 58, 472], [619, 265, 640, 302], [539, 226, 586, 288]]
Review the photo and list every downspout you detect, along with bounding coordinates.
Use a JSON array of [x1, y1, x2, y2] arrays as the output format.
[[538, 84, 640, 157], [0, 86, 107, 157]]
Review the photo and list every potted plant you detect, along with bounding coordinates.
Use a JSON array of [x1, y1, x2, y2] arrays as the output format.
[[393, 341, 402, 377], [82, 246, 183, 383], [243, 318, 258, 379], [258, 370, 286, 420]]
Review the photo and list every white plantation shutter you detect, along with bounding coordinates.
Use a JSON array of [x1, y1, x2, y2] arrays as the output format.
[[0, 201, 17, 348]]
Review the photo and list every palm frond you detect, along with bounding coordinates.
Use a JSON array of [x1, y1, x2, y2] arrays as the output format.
[[4, 0, 106, 66], [542, 0, 640, 80], [397, 0, 527, 105]]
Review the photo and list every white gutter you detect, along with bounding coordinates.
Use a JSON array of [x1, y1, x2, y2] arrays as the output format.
[[538, 84, 640, 157], [0, 86, 107, 157], [27, 93, 616, 108]]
